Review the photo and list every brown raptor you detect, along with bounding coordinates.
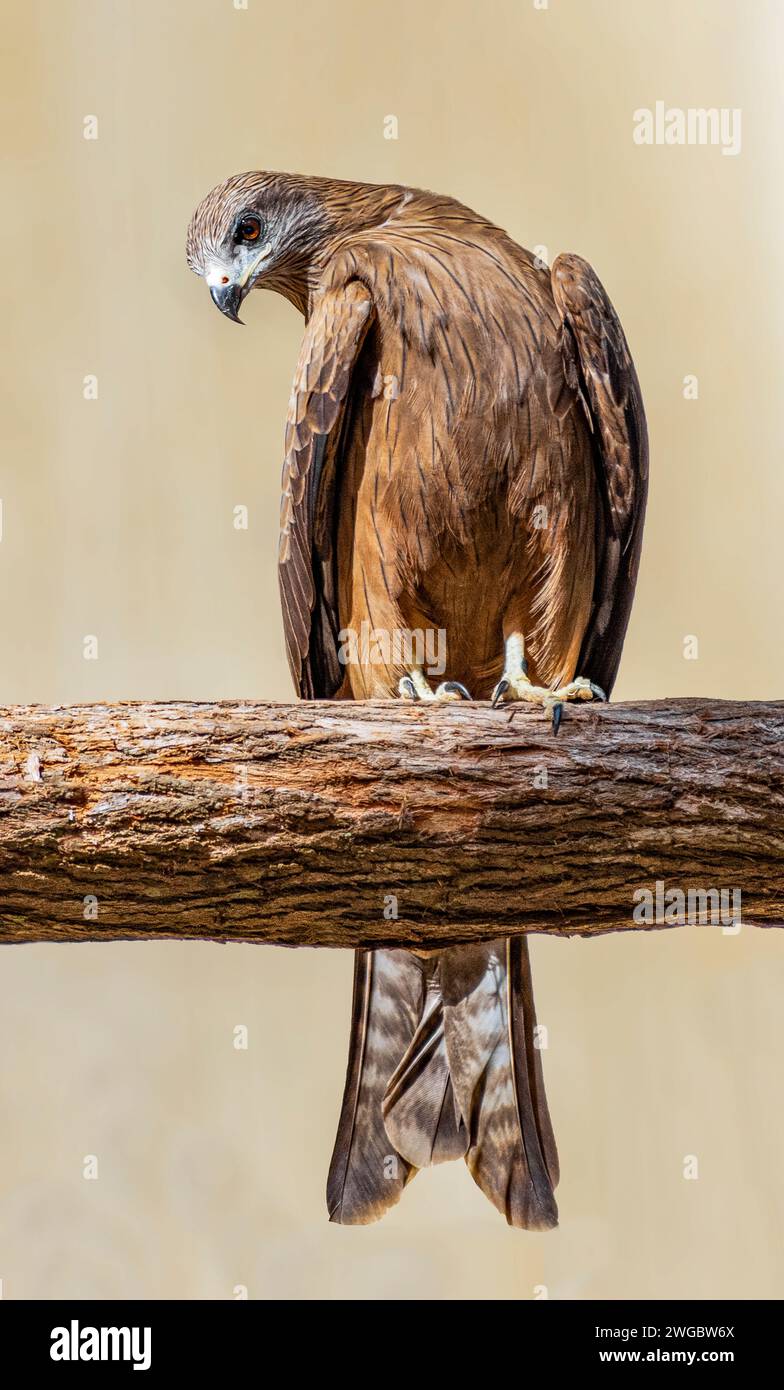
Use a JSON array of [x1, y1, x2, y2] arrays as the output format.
[[187, 171, 648, 1228]]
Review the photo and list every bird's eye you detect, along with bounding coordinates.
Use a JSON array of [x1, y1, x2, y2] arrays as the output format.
[[236, 216, 262, 243]]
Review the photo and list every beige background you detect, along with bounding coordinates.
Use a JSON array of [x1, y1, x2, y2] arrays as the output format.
[[1, 0, 782, 1299]]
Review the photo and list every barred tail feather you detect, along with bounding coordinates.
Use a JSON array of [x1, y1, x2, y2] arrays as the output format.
[[382, 963, 468, 1168], [326, 940, 558, 1231], [441, 938, 559, 1230], [327, 948, 424, 1224]]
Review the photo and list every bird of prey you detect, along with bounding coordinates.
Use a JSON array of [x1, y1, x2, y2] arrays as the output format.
[[187, 172, 648, 1229]]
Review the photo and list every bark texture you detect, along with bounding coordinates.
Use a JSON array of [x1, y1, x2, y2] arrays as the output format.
[[0, 699, 781, 946]]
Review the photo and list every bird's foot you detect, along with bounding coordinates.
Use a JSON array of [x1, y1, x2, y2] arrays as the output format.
[[491, 665, 605, 734], [399, 671, 472, 702]]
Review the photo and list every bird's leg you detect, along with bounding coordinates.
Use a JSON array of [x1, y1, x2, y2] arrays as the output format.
[[491, 634, 605, 732], [490, 636, 551, 705], [398, 668, 472, 702]]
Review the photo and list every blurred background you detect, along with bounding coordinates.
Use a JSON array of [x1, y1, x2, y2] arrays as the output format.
[[1, 0, 782, 1299]]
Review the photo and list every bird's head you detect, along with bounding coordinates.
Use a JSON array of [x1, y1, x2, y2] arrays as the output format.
[[187, 170, 408, 321], [186, 170, 346, 321]]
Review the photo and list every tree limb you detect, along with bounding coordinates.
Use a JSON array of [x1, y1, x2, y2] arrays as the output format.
[[0, 699, 781, 946]]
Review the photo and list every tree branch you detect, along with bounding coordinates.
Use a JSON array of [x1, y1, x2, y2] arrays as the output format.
[[0, 699, 780, 946]]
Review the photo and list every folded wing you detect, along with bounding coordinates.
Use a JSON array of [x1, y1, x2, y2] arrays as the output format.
[[551, 253, 649, 697], [278, 279, 374, 699]]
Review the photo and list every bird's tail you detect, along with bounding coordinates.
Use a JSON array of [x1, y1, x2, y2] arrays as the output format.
[[327, 938, 559, 1229]]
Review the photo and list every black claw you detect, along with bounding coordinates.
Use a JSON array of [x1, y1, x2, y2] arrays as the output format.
[[442, 681, 471, 700], [551, 702, 563, 736], [492, 678, 510, 708]]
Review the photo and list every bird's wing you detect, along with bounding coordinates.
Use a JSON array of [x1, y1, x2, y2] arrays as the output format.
[[551, 254, 649, 697], [279, 279, 374, 699]]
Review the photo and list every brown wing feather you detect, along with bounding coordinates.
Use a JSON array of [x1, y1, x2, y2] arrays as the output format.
[[551, 253, 649, 696], [278, 279, 374, 698]]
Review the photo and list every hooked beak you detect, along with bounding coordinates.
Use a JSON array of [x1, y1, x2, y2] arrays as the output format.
[[206, 242, 274, 325], [209, 281, 244, 324]]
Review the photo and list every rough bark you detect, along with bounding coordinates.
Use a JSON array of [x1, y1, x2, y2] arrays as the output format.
[[0, 699, 781, 947]]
